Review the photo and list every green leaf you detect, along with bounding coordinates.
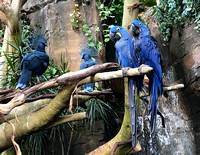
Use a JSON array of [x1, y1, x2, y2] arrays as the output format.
[[72, 23, 79, 27], [70, 18, 74, 22], [96, 41, 102, 51], [95, 27, 100, 32], [104, 38, 110, 42], [104, 34, 110, 37], [85, 33, 89, 36], [82, 24, 89, 29], [86, 30, 92, 34], [87, 36, 93, 40], [88, 42, 95, 47], [52, 68, 57, 75]]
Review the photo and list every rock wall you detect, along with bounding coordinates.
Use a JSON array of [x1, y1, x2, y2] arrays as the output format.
[[23, 0, 105, 72], [140, 10, 200, 154]]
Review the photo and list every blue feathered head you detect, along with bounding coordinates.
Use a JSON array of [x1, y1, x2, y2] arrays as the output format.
[[36, 35, 47, 49], [130, 20, 150, 37], [80, 46, 98, 60], [109, 26, 130, 42], [30, 35, 47, 51]]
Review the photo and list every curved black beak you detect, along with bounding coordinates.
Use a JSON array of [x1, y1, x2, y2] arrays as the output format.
[[80, 54, 85, 61], [109, 31, 121, 43], [130, 24, 140, 37]]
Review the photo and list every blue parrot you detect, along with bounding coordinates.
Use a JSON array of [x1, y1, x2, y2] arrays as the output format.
[[109, 26, 143, 147], [80, 46, 98, 93], [130, 20, 162, 136], [16, 36, 49, 89]]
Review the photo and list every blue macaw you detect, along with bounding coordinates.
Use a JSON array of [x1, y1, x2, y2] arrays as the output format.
[[130, 20, 162, 136], [16, 36, 49, 89], [80, 47, 98, 93], [109, 26, 143, 147]]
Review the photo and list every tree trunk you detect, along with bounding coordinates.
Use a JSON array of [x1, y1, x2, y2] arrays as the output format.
[[0, 0, 26, 89], [122, 0, 139, 32]]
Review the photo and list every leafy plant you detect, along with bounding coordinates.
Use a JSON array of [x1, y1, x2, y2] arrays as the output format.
[[85, 98, 118, 129], [156, 0, 200, 42], [97, 0, 124, 43]]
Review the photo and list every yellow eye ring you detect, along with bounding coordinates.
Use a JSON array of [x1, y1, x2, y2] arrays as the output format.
[[117, 27, 120, 31], [139, 23, 142, 26]]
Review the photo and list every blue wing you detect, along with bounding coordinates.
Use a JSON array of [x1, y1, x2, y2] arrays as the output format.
[[141, 35, 162, 136], [80, 57, 98, 93], [16, 50, 49, 89], [110, 26, 143, 147]]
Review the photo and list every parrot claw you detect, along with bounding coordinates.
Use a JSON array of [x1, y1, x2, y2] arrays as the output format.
[[138, 64, 150, 73], [122, 67, 130, 77]]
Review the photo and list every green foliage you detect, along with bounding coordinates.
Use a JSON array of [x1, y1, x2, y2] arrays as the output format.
[[141, 0, 157, 7], [97, 0, 123, 43], [85, 98, 118, 129], [156, 0, 200, 42], [69, 0, 124, 50], [21, 122, 70, 155], [21, 130, 50, 155], [70, 1, 103, 51]]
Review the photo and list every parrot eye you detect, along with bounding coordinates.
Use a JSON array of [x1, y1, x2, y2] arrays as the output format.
[[139, 23, 142, 26], [117, 27, 120, 31]]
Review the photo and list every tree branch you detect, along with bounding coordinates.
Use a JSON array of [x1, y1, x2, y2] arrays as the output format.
[[0, 84, 76, 152], [76, 89, 113, 96], [0, 98, 52, 123], [0, 63, 120, 115], [0, 63, 184, 115], [46, 112, 88, 129]]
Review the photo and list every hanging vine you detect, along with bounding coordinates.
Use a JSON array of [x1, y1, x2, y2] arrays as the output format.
[[156, 0, 200, 42]]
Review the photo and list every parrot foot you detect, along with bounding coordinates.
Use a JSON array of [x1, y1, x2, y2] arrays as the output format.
[[122, 67, 130, 77], [138, 64, 150, 73]]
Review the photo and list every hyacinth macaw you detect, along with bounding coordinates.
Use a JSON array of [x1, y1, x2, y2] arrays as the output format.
[[130, 20, 162, 136], [80, 46, 98, 93], [16, 36, 49, 89], [109, 26, 143, 147]]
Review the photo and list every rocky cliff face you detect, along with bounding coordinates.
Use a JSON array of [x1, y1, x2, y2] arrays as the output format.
[[141, 12, 200, 154], [23, 0, 104, 72]]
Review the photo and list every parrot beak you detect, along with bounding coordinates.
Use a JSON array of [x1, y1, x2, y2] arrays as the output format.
[[80, 54, 85, 61], [131, 24, 140, 37], [109, 31, 121, 43], [42, 42, 48, 47]]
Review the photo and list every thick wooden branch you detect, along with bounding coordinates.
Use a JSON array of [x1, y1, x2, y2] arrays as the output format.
[[88, 78, 142, 154], [0, 63, 184, 115], [0, 95, 92, 123], [0, 99, 52, 123], [46, 112, 88, 129], [163, 84, 184, 91], [76, 89, 113, 96], [0, 84, 75, 152], [79, 65, 152, 85], [0, 63, 120, 115]]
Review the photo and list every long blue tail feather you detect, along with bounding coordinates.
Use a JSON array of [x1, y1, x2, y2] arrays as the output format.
[[150, 72, 162, 136], [128, 78, 137, 147], [16, 68, 32, 89]]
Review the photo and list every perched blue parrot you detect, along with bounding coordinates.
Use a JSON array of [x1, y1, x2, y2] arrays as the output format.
[[80, 46, 98, 93], [16, 36, 49, 89], [109, 26, 143, 147], [130, 20, 162, 136]]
